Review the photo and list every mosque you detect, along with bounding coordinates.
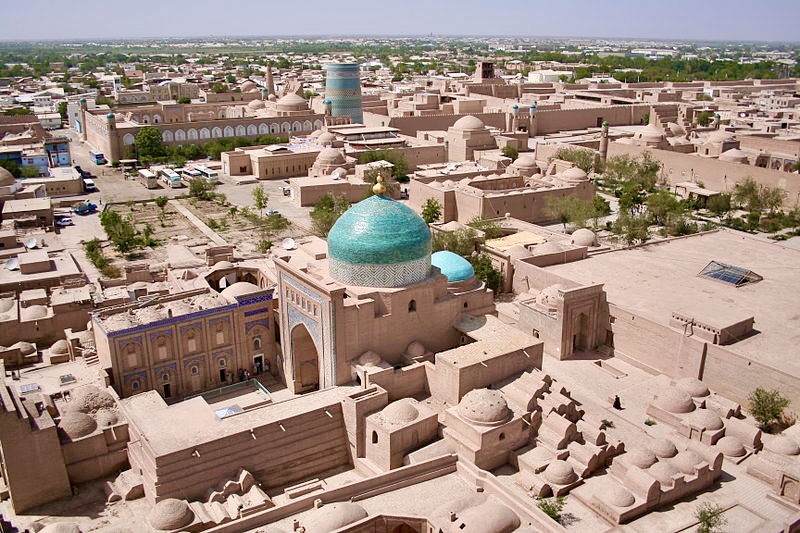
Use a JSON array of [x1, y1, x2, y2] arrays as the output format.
[[274, 177, 494, 393]]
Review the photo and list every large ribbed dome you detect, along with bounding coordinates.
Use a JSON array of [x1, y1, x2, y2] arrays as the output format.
[[0, 167, 15, 187], [458, 389, 511, 426], [431, 251, 474, 282], [327, 195, 431, 287]]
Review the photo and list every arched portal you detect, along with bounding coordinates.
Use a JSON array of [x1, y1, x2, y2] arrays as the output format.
[[291, 324, 319, 392]]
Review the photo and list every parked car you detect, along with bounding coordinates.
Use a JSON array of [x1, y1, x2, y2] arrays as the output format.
[[73, 201, 97, 215], [55, 216, 73, 227], [266, 210, 280, 216], [83, 178, 97, 191]]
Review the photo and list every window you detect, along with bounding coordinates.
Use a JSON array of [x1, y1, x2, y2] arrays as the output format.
[[162, 373, 170, 383], [219, 359, 226, 368], [372, 431, 378, 444], [532, 329, 539, 338], [253, 336, 262, 350], [131, 380, 140, 391], [190, 365, 199, 376], [408, 300, 416, 312], [698, 261, 762, 287]]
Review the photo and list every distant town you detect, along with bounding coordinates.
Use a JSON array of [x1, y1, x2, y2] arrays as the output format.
[[0, 35, 799, 533]]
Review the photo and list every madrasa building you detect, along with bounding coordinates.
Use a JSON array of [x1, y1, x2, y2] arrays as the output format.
[[274, 177, 495, 393]]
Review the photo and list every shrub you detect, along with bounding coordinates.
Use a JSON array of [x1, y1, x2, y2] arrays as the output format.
[[695, 502, 727, 533], [748, 387, 790, 432], [536, 496, 566, 523]]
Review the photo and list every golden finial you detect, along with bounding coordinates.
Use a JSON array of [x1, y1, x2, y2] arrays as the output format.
[[372, 175, 386, 196]]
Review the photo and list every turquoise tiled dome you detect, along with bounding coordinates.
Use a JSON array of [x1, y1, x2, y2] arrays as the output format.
[[431, 251, 474, 282], [327, 195, 431, 287]]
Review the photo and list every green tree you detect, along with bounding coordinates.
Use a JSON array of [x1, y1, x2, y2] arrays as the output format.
[[695, 503, 727, 533], [421, 198, 442, 224], [176, 96, 191, 104], [602, 152, 661, 193], [358, 150, 408, 180], [646, 190, 684, 226], [20, 166, 40, 178], [467, 217, 503, 239], [431, 227, 479, 257], [251, 184, 268, 216], [697, 110, 714, 126], [613, 212, 651, 246], [469, 254, 502, 293], [310, 193, 350, 236], [135, 126, 166, 159], [546, 196, 596, 230], [748, 387, 790, 431], [211, 82, 229, 93], [3, 108, 33, 116], [706, 193, 732, 218], [57, 101, 68, 119], [0, 160, 21, 178], [188, 178, 214, 201], [501, 145, 519, 161], [555, 146, 596, 174], [99, 210, 140, 254], [536, 496, 566, 524]]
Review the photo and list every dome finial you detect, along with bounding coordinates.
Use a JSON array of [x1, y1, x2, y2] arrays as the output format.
[[373, 176, 386, 196]]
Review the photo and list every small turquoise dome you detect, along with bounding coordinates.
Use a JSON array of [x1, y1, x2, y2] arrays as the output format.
[[324, 99, 332, 105], [328, 195, 431, 287], [432, 251, 474, 282], [512, 104, 519, 109], [79, 97, 86, 103], [106, 112, 114, 120]]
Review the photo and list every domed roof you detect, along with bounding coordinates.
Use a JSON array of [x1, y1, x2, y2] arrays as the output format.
[[96, 409, 119, 427], [717, 435, 746, 457], [276, 92, 307, 109], [636, 122, 667, 143], [303, 502, 367, 533], [59, 411, 98, 440], [247, 98, 265, 110], [706, 129, 734, 143], [719, 148, 749, 164], [544, 460, 578, 485], [66, 386, 116, 414], [672, 450, 703, 474], [649, 438, 678, 458], [357, 351, 382, 366], [666, 122, 686, 137], [537, 284, 563, 312], [316, 147, 345, 166], [687, 409, 724, 430], [213, 260, 234, 270], [148, 498, 195, 531], [676, 377, 710, 398], [21, 305, 48, 321], [512, 155, 537, 170], [220, 281, 262, 301], [39, 523, 82, 533], [766, 435, 800, 456], [570, 228, 597, 247], [627, 447, 658, 468], [240, 81, 257, 91], [655, 388, 695, 414], [327, 195, 432, 288], [106, 113, 115, 120], [406, 340, 427, 357], [317, 131, 336, 144], [382, 399, 419, 425], [561, 166, 588, 182], [452, 115, 485, 131], [648, 461, 679, 486], [431, 251, 474, 282], [608, 485, 635, 507], [15, 341, 35, 355], [458, 389, 511, 426], [50, 339, 70, 355], [0, 297, 14, 313], [0, 166, 16, 187], [454, 502, 520, 533]]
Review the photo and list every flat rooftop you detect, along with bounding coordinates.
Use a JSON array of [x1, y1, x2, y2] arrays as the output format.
[[544, 229, 800, 374]]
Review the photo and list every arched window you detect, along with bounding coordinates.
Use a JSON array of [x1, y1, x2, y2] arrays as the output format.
[[162, 373, 170, 383], [219, 359, 226, 368], [372, 431, 378, 444], [131, 380, 140, 391], [190, 365, 199, 376], [408, 300, 416, 313], [253, 336, 262, 350]]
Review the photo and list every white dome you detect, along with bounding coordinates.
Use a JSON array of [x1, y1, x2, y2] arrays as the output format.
[[717, 435, 746, 457], [382, 399, 419, 425], [561, 166, 588, 182], [0, 166, 15, 187], [21, 305, 48, 320], [458, 389, 511, 426], [648, 461, 679, 486], [452, 115, 485, 131], [570, 228, 597, 247], [316, 147, 345, 166], [247, 98, 265, 110], [649, 438, 678, 458], [512, 155, 537, 169], [317, 131, 336, 144], [687, 409, 723, 430], [405, 340, 427, 358], [357, 351, 382, 366], [50, 339, 70, 355], [544, 460, 577, 485], [655, 388, 695, 414], [220, 281, 261, 301], [672, 450, 703, 474], [676, 377, 709, 397], [766, 435, 800, 456]]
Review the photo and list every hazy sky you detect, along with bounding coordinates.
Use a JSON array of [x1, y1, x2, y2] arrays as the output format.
[[2, 0, 798, 42]]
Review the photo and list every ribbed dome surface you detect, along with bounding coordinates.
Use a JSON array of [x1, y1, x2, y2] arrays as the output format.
[[382, 399, 419, 425], [459, 389, 510, 426], [59, 411, 98, 440], [66, 386, 116, 414], [147, 498, 194, 531], [328, 195, 431, 287]]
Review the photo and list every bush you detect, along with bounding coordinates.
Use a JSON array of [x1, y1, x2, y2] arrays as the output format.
[[695, 502, 727, 533], [748, 387, 790, 432], [536, 496, 566, 523]]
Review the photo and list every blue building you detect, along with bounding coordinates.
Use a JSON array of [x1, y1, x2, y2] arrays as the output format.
[[323, 63, 364, 124]]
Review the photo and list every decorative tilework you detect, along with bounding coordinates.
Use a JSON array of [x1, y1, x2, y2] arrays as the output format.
[[183, 355, 205, 368], [329, 256, 431, 288], [179, 322, 202, 333], [154, 362, 177, 373], [244, 307, 269, 317], [123, 371, 147, 383], [104, 304, 237, 338], [324, 63, 363, 124], [149, 330, 173, 341], [245, 319, 269, 332]]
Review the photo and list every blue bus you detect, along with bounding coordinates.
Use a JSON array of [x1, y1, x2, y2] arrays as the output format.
[[89, 149, 106, 165]]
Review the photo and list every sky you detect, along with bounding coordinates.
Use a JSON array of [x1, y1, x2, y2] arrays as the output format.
[[1, 0, 798, 43]]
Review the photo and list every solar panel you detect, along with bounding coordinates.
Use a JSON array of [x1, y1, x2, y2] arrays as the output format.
[[59, 374, 76, 385], [19, 383, 40, 394], [215, 404, 243, 418], [698, 261, 762, 287]]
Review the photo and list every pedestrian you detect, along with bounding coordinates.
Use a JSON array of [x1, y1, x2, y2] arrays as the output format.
[[613, 395, 622, 410]]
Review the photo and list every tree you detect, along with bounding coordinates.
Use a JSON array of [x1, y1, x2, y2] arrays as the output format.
[[536, 496, 566, 524], [57, 101, 68, 119], [501, 145, 519, 161], [154, 195, 169, 223], [603, 153, 661, 194], [706, 193, 732, 218], [555, 146, 596, 174], [546, 196, 596, 230], [733, 177, 787, 216], [748, 387, 790, 431], [421, 198, 442, 224], [646, 190, 684, 226], [431, 227, 479, 257], [697, 110, 714, 126], [176, 96, 191, 104], [20, 166, 40, 178], [188, 178, 214, 201], [467, 217, 503, 239], [135, 126, 166, 159], [358, 150, 408, 180], [252, 184, 268, 216], [695, 503, 727, 533], [469, 254, 502, 292], [99, 210, 140, 254], [3, 108, 33, 116], [613, 212, 651, 246], [310, 193, 350, 236], [211, 82, 229, 94]]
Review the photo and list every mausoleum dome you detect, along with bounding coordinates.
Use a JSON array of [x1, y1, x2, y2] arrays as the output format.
[[767, 435, 800, 456], [96, 409, 119, 427], [655, 388, 695, 414], [39, 524, 82, 533], [687, 409, 724, 430], [676, 377, 710, 397], [276, 92, 307, 111], [627, 447, 658, 468], [247, 98, 265, 110], [16, 341, 35, 355], [0, 167, 16, 187], [316, 147, 345, 166], [220, 281, 261, 302], [648, 461, 679, 486], [50, 339, 70, 355], [303, 502, 367, 533], [544, 460, 578, 485], [357, 351, 382, 367], [452, 115, 485, 131], [512, 155, 537, 170], [458, 389, 511, 426], [717, 435, 746, 457], [405, 340, 427, 358], [317, 131, 336, 145], [570, 228, 597, 247], [148, 498, 195, 531], [431, 251, 474, 282], [649, 438, 678, 458], [67, 386, 116, 414], [672, 450, 703, 474], [608, 486, 635, 507], [21, 305, 48, 321], [382, 399, 419, 425], [59, 412, 98, 440], [454, 502, 520, 533], [561, 166, 589, 183], [327, 195, 431, 288]]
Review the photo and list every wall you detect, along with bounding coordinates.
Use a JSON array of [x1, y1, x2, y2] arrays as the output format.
[[534, 104, 667, 134], [367, 364, 428, 402], [379, 113, 507, 137]]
